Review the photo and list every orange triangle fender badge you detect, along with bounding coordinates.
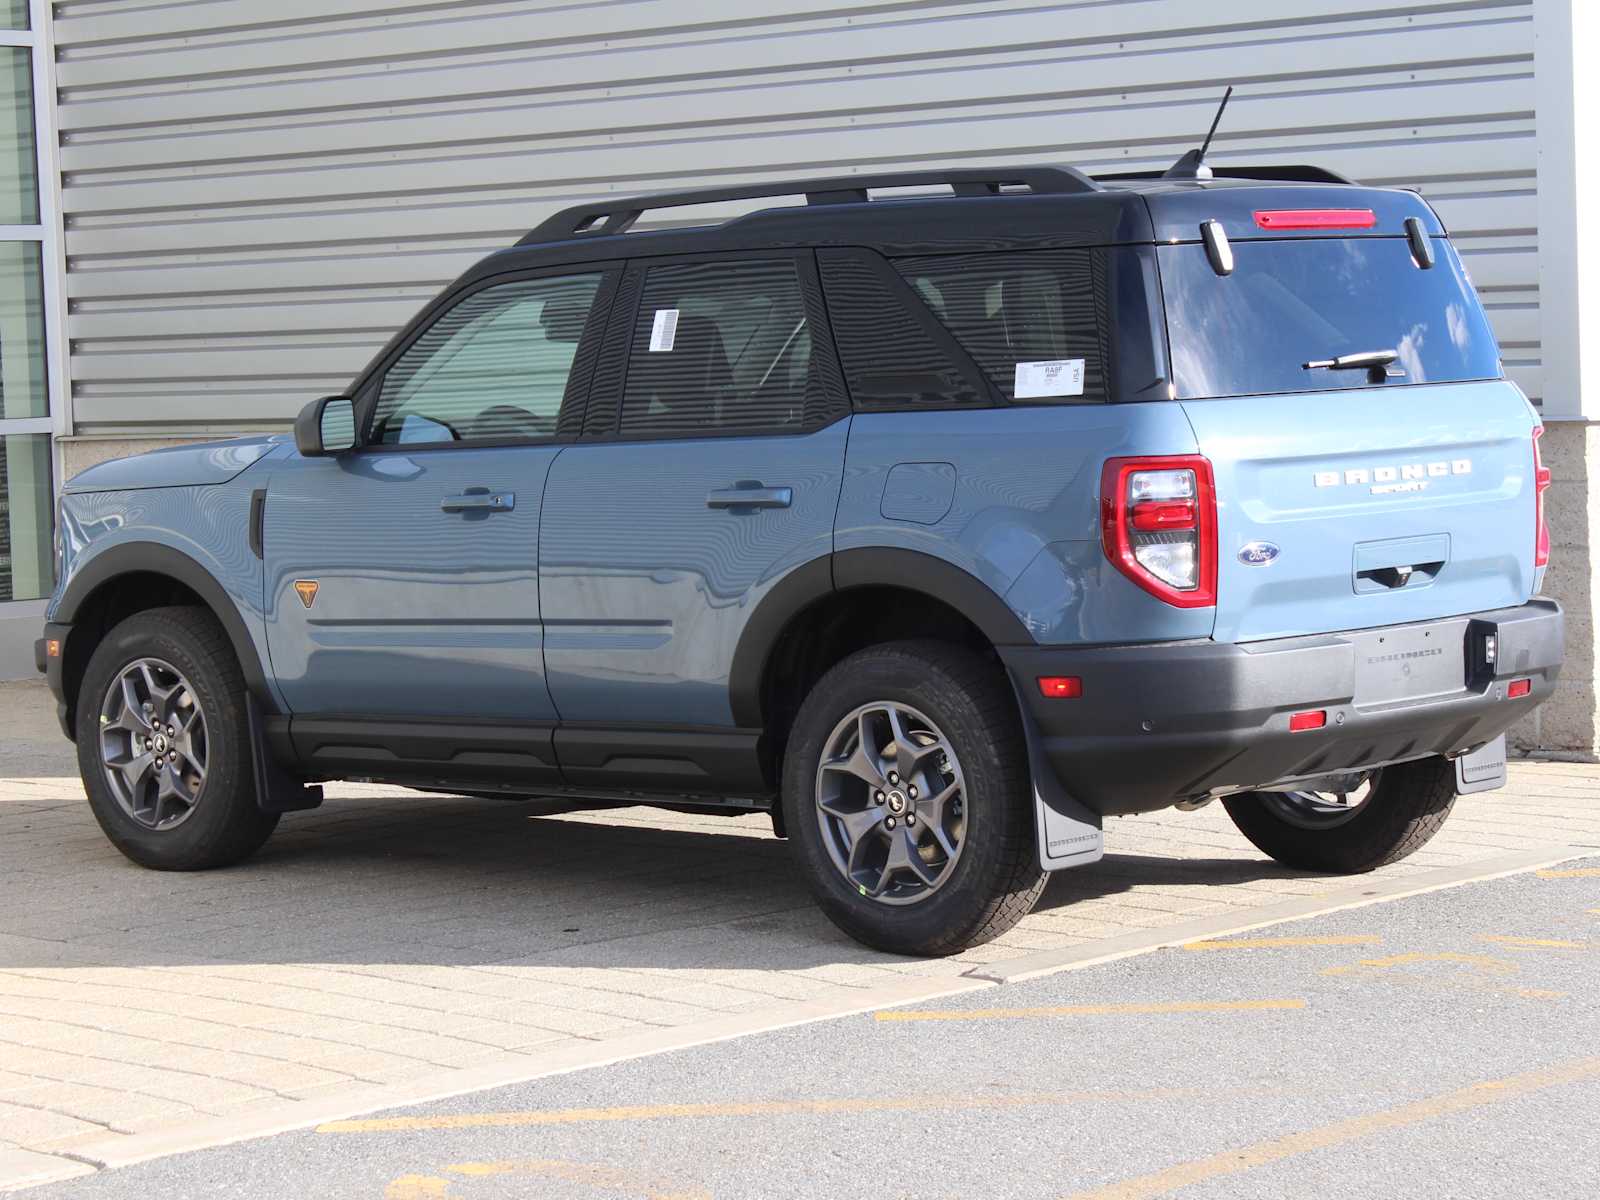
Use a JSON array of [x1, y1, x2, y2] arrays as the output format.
[[293, 580, 320, 609]]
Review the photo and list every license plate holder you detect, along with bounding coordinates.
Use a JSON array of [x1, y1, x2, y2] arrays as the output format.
[[1352, 619, 1469, 706]]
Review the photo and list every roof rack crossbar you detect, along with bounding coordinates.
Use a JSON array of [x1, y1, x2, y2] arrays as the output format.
[[519, 165, 1102, 245]]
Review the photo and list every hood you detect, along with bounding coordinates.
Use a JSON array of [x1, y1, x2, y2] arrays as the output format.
[[63, 435, 287, 494]]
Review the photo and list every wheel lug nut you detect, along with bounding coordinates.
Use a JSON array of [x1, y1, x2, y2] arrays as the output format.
[[168, 751, 177, 762], [885, 817, 896, 830], [908, 785, 918, 799], [887, 771, 899, 785], [906, 812, 916, 825], [874, 791, 885, 804], [166, 725, 175, 736]]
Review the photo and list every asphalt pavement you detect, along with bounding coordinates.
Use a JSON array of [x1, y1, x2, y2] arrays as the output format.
[[20, 856, 1599, 1199]]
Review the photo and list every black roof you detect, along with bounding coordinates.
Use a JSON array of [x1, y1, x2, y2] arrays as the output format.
[[457, 164, 1444, 286]]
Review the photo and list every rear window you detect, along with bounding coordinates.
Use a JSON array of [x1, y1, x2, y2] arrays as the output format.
[[1161, 237, 1501, 399]]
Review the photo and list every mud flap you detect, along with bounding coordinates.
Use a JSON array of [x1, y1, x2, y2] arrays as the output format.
[[1454, 733, 1508, 795], [1010, 680, 1104, 871], [248, 695, 324, 814]]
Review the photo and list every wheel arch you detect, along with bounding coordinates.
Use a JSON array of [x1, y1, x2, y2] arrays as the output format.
[[55, 543, 275, 735], [731, 548, 1034, 784]]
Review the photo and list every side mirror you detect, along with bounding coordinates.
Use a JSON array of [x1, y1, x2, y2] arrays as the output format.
[[295, 396, 358, 457]]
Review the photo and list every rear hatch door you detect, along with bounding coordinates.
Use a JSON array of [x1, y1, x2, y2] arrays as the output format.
[[1155, 194, 1539, 643]]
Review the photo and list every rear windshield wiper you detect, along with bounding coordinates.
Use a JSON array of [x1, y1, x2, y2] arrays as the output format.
[[1302, 349, 1401, 384], [1303, 350, 1399, 372]]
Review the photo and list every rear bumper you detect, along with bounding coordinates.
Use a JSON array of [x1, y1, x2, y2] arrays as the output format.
[[36, 622, 73, 740], [1002, 599, 1563, 816]]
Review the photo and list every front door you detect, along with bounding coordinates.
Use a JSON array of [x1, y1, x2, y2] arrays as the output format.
[[263, 267, 616, 779], [539, 253, 851, 790]]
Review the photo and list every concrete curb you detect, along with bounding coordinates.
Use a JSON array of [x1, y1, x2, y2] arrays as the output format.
[[6, 840, 1594, 1193]]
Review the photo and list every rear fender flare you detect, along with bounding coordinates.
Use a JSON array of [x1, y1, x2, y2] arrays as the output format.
[[727, 548, 1032, 726]]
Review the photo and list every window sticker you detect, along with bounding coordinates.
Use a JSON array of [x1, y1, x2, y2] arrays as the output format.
[[649, 308, 680, 352], [1013, 358, 1085, 399]]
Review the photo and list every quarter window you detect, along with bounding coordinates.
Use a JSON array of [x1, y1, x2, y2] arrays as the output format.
[[620, 259, 820, 436], [897, 250, 1111, 404], [372, 273, 603, 444]]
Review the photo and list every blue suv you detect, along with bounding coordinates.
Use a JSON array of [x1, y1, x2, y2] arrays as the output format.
[[37, 162, 1563, 955]]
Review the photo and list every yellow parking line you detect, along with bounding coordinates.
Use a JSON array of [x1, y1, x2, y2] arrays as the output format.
[[875, 999, 1306, 1023], [1536, 867, 1600, 879], [1182, 935, 1380, 951], [322, 1088, 1203, 1134], [1479, 935, 1590, 950], [1060, 1057, 1600, 1200], [1322, 952, 1518, 977]]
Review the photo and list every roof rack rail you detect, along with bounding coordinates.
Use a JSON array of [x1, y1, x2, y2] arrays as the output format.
[[519, 165, 1102, 245], [1094, 164, 1356, 186]]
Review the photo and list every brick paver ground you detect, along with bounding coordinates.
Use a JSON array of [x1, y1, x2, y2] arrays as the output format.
[[3, 678, 1598, 1180]]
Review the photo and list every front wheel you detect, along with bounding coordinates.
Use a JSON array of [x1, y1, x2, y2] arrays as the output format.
[[1222, 757, 1457, 874], [781, 640, 1045, 956], [77, 606, 278, 871]]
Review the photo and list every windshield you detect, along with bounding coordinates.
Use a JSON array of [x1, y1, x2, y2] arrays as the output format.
[[1160, 237, 1501, 399]]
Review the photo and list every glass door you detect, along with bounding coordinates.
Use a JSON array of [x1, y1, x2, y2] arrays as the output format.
[[0, 0, 55, 609]]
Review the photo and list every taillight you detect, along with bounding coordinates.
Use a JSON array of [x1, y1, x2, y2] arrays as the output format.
[[1101, 456, 1217, 608], [1533, 425, 1551, 569]]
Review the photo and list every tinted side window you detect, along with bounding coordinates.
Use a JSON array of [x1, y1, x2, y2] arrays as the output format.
[[817, 249, 986, 410], [896, 250, 1111, 404], [372, 273, 603, 445], [620, 259, 823, 437]]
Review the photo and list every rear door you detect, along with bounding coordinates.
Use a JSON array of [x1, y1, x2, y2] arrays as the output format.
[[538, 252, 850, 790], [1159, 227, 1540, 644]]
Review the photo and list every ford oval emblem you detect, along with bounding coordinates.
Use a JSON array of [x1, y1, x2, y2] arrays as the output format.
[[1238, 541, 1280, 566]]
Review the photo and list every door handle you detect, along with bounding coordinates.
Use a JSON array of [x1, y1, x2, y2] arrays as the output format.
[[706, 483, 793, 510], [441, 490, 515, 513]]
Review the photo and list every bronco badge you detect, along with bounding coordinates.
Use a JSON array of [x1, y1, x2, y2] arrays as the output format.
[[293, 580, 320, 609]]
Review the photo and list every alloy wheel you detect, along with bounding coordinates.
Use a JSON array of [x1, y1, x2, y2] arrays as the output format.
[[814, 701, 966, 905], [98, 657, 209, 831]]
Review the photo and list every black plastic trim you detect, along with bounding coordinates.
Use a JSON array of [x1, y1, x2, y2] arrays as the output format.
[[291, 716, 562, 787], [248, 489, 266, 558], [555, 725, 768, 795], [1004, 599, 1564, 817], [834, 548, 1033, 646], [55, 543, 278, 718], [727, 548, 1033, 727]]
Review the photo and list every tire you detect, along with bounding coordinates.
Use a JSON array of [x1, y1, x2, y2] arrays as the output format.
[[77, 606, 278, 870], [1221, 757, 1458, 874], [781, 640, 1045, 956]]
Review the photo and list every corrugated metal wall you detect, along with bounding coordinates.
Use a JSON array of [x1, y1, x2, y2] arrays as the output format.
[[50, 0, 1540, 434]]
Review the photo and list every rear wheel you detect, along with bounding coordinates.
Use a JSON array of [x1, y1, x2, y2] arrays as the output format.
[[782, 640, 1045, 956], [1222, 757, 1457, 873], [77, 607, 278, 870]]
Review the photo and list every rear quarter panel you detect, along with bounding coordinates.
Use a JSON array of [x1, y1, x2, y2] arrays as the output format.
[[835, 403, 1211, 644]]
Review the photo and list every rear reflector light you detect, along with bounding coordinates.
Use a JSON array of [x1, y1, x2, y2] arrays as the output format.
[[1253, 208, 1378, 230], [1101, 456, 1217, 608], [1507, 679, 1532, 699], [1533, 425, 1551, 569], [1131, 500, 1198, 532], [1288, 710, 1327, 732], [1037, 676, 1082, 699]]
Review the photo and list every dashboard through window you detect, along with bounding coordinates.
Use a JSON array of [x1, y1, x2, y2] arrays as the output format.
[[372, 273, 603, 445]]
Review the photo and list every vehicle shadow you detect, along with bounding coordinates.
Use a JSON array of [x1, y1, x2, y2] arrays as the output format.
[[0, 778, 1312, 975]]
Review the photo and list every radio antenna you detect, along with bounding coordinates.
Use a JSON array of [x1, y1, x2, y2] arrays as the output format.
[[1164, 86, 1234, 180]]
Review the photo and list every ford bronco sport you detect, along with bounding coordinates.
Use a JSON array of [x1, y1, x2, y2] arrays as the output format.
[[38, 156, 1562, 956]]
